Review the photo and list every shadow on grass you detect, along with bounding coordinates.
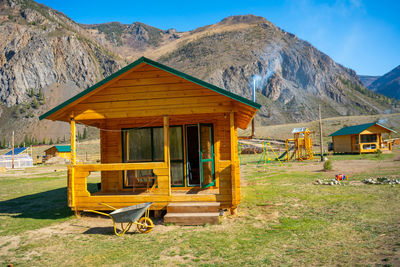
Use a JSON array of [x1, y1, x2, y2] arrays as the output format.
[[0, 187, 72, 220]]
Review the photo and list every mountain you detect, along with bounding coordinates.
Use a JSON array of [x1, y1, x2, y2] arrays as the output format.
[[0, 0, 123, 141], [368, 65, 400, 100], [0, 1, 397, 143], [359, 75, 380, 87]]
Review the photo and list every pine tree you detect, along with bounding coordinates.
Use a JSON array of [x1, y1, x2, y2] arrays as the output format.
[[83, 127, 88, 139], [49, 138, 53, 145], [32, 98, 39, 109], [38, 88, 45, 104], [28, 88, 34, 98]]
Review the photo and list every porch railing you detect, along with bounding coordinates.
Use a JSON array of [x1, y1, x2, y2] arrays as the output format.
[[67, 162, 170, 209]]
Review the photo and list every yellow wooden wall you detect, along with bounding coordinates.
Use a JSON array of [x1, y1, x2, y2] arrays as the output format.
[[361, 125, 390, 135], [51, 63, 256, 130], [58, 152, 71, 160], [98, 113, 238, 209], [332, 135, 353, 153]]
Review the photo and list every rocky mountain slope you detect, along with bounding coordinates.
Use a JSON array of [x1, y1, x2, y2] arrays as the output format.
[[368, 65, 400, 100], [0, 1, 398, 143]]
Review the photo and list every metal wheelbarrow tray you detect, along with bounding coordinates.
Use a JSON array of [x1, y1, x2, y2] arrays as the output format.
[[86, 202, 154, 236]]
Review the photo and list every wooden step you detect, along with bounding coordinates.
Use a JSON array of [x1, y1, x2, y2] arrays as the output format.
[[167, 202, 220, 213], [164, 212, 220, 225]]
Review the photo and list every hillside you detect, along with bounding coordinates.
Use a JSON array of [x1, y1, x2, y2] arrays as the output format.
[[359, 75, 380, 87], [369, 65, 400, 99], [0, 1, 398, 143]]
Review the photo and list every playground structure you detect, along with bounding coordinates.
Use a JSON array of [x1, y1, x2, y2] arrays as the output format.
[[285, 128, 314, 161], [238, 139, 284, 170]]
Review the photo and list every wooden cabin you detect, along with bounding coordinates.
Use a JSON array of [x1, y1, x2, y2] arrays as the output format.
[[44, 145, 71, 161], [40, 57, 260, 217], [329, 122, 396, 154]]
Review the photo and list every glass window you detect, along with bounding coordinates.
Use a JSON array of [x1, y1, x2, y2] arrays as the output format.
[[170, 126, 183, 161], [170, 126, 184, 186], [124, 127, 164, 162], [361, 134, 377, 143], [128, 128, 152, 161], [124, 170, 155, 188], [153, 128, 164, 161]]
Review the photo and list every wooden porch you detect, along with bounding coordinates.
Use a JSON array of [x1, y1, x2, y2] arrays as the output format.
[[67, 114, 238, 212]]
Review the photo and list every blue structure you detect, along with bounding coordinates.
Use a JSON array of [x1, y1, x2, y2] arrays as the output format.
[[4, 147, 28, 155]]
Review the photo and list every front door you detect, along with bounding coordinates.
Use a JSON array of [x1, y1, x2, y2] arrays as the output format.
[[199, 124, 215, 188]]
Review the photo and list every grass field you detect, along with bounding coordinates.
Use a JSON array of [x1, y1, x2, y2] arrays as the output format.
[[0, 148, 399, 266]]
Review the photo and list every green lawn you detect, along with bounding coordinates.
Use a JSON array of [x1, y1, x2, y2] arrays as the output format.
[[1, 152, 399, 266]]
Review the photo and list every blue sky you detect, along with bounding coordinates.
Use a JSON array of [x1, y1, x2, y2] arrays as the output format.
[[38, 0, 400, 76]]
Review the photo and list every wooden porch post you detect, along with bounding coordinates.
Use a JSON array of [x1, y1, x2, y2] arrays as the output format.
[[70, 115, 77, 215], [164, 116, 171, 196], [389, 133, 392, 151], [358, 134, 362, 155], [230, 112, 238, 215], [70, 116, 76, 165]]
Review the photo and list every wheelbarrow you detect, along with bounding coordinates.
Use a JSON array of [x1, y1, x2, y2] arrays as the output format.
[[86, 202, 154, 236]]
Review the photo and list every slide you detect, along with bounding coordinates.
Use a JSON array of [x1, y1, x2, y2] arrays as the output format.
[[276, 150, 288, 160]]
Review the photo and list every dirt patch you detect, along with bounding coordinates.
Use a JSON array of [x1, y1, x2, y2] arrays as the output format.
[[278, 159, 400, 177], [0, 235, 20, 256]]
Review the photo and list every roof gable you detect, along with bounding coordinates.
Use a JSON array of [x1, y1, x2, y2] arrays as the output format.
[[39, 57, 260, 125], [55, 145, 71, 152], [329, 122, 397, 136]]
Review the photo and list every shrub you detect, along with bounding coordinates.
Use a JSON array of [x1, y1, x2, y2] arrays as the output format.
[[375, 149, 382, 158], [323, 160, 333, 171]]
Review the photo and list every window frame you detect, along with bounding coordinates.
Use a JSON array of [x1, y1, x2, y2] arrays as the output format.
[[121, 126, 164, 189], [122, 126, 164, 163]]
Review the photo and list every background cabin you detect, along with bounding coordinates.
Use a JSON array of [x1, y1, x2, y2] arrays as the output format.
[[40, 57, 260, 221], [329, 122, 396, 154], [44, 145, 71, 160]]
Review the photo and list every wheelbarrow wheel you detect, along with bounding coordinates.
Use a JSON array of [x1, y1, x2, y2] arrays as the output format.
[[137, 217, 154, 233]]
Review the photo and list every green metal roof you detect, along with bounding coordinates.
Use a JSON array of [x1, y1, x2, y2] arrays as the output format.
[[39, 56, 261, 121], [329, 122, 397, 136], [54, 145, 71, 152]]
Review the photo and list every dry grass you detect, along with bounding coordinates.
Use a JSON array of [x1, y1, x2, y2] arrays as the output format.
[[240, 113, 400, 142], [1, 146, 400, 265]]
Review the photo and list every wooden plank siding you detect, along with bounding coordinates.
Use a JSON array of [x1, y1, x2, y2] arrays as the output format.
[[50, 63, 256, 130], [68, 112, 239, 211]]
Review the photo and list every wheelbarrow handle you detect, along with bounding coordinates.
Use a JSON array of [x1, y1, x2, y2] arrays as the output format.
[[85, 210, 113, 219], [98, 202, 117, 210]]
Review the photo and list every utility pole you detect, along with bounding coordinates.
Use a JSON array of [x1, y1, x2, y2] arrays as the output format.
[[318, 105, 324, 162], [251, 79, 256, 138], [12, 131, 15, 169]]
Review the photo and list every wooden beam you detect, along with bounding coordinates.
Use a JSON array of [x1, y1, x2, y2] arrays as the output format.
[[164, 116, 171, 196], [230, 112, 237, 209], [74, 105, 235, 121], [75, 162, 167, 172], [70, 116, 76, 165]]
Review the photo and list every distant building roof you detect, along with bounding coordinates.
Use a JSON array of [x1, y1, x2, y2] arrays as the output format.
[[292, 127, 309, 133], [329, 122, 397, 137], [54, 145, 71, 152], [4, 147, 28, 155], [45, 145, 71, 153]]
